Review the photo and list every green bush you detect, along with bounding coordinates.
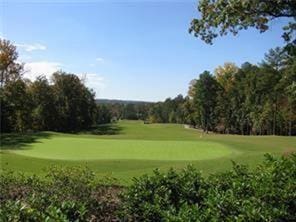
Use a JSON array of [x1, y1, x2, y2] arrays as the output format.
[[1, 154, 295, 221], [121, 154, 296, 221], [0, 167, 121, 221]]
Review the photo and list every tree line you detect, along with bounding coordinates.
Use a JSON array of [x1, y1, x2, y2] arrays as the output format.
[[0, 39, 109, 133], [107, 48, 294, 136], [98, 98, 186, 124], [184, 0, 296, 135], [186, 49, 295, 136], [113, 46, 295, 136], [1, 38, 295, 135], [98, 102, 151, 122], [143, 47, 295, 136]]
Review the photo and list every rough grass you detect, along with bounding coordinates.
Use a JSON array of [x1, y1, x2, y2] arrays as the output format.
[[1, 120, 295, 184]]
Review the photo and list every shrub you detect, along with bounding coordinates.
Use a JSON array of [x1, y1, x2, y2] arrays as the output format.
[[121, 154, 296, 221], [119, 166, 205, 221], [0, 166, 122, 221], [1, 154, 295, 221]]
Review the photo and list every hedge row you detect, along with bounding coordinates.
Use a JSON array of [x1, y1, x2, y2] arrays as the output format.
[[1, 154, 295, 221]]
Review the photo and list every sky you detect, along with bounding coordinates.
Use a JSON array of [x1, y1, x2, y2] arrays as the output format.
[[0, 0, 287, 101]]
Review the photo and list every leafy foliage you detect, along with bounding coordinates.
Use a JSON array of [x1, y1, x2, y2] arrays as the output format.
[[121, 154, 296, 221], [0, 39, 23, 86], [148, 94, 186, 124], [1, 39, 295, 135], [0, 40, 107, 133], [189, 0, 296, 44], [0, 167, 121, 221], [1, 154, 295, 221], [188, 46, 296, 135]]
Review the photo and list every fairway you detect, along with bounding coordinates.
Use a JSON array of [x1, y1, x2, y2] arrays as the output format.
[[11, 137, 232, 161], [1, 120, 295, 184]]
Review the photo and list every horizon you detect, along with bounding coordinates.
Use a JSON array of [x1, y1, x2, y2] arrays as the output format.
[[1, 0, 288, 101]]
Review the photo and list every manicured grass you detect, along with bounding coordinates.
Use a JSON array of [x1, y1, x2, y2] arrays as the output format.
[[11, 138, 232, 161], [1, 120, 295, 184]]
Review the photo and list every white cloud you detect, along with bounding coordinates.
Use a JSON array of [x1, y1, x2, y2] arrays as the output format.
[[23, 61, 105, 97], [80, 73, 105, 97], [95, 57, 104, 62], [0, 32, 5, 39], [24, 61, 61, 80], [18, 55, 32, 62], [16, 43, 47, 52]]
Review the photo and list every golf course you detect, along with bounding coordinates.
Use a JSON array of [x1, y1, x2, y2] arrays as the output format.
[[1, 120, 295, 184]]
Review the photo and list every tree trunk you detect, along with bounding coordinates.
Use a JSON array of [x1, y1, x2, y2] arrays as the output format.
[[241, 124, 244, 135], [273, 101, 277, 135]]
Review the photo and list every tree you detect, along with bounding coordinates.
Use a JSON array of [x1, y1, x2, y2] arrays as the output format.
[[189, 0, 296, 44], [2, 79, 33, 132], [145, 95, 186, 124], [215, 63, 238, 133], [285, 82, 296, 136], [51, 71, 96, 132], [0, 40, 25, 132], [96, 104, 112, 124], [215, 63, 238, 90], [0, 39, 23, 87], [123, 104, 138, 120], [281, 59, 296, 136], [262, 47, 287, 71], [188, 79, 197, 98], [192, 71, 220, 132], [30, 76, 57, 131]]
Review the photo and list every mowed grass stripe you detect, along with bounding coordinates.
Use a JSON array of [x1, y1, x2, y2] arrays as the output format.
[[11, 137, 233, 161]]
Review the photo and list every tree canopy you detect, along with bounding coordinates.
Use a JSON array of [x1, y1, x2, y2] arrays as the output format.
[[0, 40, 103, 133], [189, 0, 296, 44], [0, 39, 23, 87]]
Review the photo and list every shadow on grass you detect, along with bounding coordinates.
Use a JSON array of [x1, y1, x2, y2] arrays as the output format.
[[0, 132, 52, 150], [83, 124, 124, 135], [0, 124, 122, 150]]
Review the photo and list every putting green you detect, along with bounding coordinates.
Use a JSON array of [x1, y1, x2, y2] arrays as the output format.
[[11, 137, 233, 161]]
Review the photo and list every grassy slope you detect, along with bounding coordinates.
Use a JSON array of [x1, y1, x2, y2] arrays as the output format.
[[1, 120, 295, 184]]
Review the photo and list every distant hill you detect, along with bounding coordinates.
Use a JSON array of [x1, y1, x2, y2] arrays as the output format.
[[96, 99, 154, 105]]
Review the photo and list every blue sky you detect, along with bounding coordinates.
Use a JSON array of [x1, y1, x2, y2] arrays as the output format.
[[0, 0, 287, 101]]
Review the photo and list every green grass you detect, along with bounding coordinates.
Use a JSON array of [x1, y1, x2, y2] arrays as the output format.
[[1, 120, 295, 184], [11, 138, 232, 161]]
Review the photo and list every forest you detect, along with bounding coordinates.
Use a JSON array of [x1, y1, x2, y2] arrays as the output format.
[[149, 47, 296, 136], [1, 39, 295, 135]]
